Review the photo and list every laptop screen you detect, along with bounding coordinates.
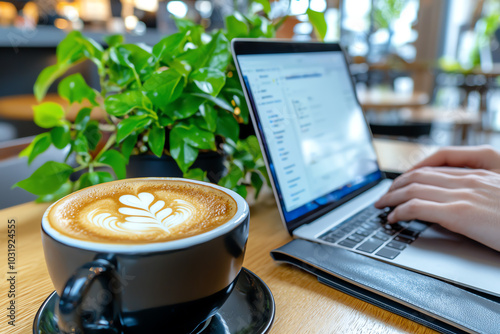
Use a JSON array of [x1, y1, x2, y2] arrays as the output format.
[[235, 46, 382, 229]]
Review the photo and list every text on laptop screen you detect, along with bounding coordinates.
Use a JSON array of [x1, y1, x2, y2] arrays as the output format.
[[237, 51, 382, 222]]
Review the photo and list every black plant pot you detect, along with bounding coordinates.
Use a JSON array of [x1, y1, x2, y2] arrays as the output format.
[[126, 151, 226, 183]]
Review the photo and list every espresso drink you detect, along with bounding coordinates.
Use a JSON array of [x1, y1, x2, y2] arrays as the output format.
[[47, 178, 237, 244]]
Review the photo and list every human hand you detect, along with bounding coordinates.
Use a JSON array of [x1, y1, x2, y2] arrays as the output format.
[[375, 166, 500, 252]]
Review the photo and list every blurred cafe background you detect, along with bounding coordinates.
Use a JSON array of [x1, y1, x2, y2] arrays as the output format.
[[1, 0, 500, 207]]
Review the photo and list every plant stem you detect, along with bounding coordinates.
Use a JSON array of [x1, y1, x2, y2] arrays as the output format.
[[144, 107, 159, 121], [99, 69, 108, 98], [273, 15, 289, 31], [98, 123, 117, 132], [73, 165, 88, 172], [94, 133, 117, 161], [103, 113, 114, 125], [132, 68, 142, 89]]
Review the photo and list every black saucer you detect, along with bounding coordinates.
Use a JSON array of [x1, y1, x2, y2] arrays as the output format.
[[33, 268, 275, 334]]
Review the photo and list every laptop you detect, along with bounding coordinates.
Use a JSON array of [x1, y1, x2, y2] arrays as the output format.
[[231, 39, 500, 297]]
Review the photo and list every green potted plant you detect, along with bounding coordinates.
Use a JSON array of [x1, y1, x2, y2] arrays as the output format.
[[14, 1, 327, 202], [372, 0, 406, 54]]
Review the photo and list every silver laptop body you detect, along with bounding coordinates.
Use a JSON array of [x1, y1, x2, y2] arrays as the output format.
[[231, 39, 500, 297]]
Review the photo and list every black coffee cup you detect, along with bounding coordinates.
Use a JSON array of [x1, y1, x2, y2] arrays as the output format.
[[41, 178, 250, 334]]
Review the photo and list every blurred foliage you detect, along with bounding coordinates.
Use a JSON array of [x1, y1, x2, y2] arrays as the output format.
[[470, 11, 500, 68], [373, 0, 407, 30]]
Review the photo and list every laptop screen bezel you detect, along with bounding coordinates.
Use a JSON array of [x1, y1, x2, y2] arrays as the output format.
[[231, 39, 385, 234]]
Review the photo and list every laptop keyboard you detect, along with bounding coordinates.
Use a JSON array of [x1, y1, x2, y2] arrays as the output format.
[[318, 206, 430, 260]]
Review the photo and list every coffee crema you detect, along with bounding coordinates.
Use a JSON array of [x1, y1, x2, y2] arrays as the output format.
[[47, 179, 238, 244]]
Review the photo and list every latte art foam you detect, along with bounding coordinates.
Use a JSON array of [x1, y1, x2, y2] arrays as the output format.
[[88, 194, 196, 234], [48, 179, 238, 244]]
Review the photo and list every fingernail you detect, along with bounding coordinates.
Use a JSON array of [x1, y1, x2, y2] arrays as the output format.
[[387, 212, 395, 222]]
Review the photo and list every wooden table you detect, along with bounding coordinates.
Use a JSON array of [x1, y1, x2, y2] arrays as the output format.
[[0, 139, 439, 333], [0, 94, 105, 122], [399, 107, 482, 145], [357, 90, 429, 111]]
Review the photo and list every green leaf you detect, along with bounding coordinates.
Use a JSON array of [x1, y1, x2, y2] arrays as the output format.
[[107, 57, 135, 87], [204, 32, 231, 72], [258, 165, 270, 185], [175, 47, 206, 71], [233, 149, 255, 169], [250, 171, 264, 198], [74, 134, 90, 158], [71, 31, 104, 66], [97, 150, 126, 179], [248, 16, 273, 38], [175, 32, 230, 72], [33, 102, 65, 128], [13, 161, 74, 196], [148, 125, 166, 157], [223, 87, 249, 123], [34, 63, 71, 101], [189, 116, 210, 132], [121, 133, 139, 160], [74, 107, 92, 130], [153, 31, 188, 62], [174, 17, 198, 31], [120, 44, 155, 79], [33, 31, 102, 101], [172, 19, 204, 46], [183, 168, 208, 182], [232, 158, 245, 173], [104, 34, 124, 47], [110, 44, 155, 80], [109, 45, 134, 68], [104, 91, 152, 117], [117, 115, 152, 142], [35, 180, 73, 203], [191, 93, 233, 112], [159, 114, 175, 127], [252, 0, 271, 14], [163, 94, 204, 120], [246, 135, 263, 159], [170, 125, 199, 173], [77, 171, 114, 190], [50, 124, 71, 149], [307, 8, 327, 41], [190, 68, 226, 96], [63, 144, 74, 163], [144, 69, 184, 108], [218, 163, 244, 189], [216, 110, 239, 142], [170, 124, 215, 150], [186, 25, 204, 46], [19, 133, 52, 165], [222, 140, 236, 156], [225, 13, 249, 40], [199, 103, 217, 132], [81, 121, 101, 150], [58, 73, 98, 106], [234, 184, 248, 199], [56, 31, 87, 64], [168, 59, 192, 78]]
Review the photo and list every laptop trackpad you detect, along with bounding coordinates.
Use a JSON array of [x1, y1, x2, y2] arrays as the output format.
[[392, 225, 500, 296]]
